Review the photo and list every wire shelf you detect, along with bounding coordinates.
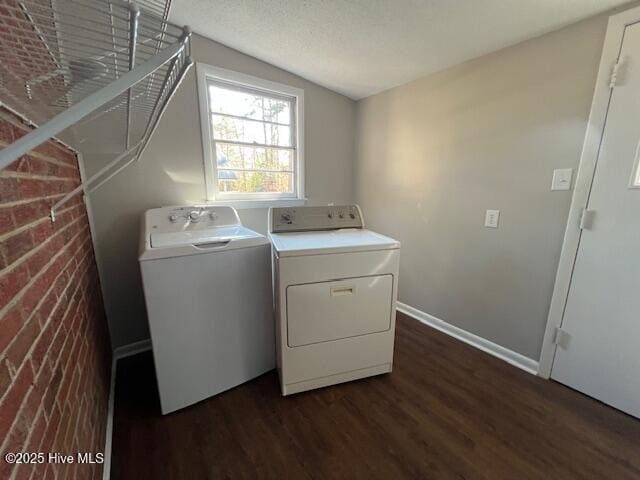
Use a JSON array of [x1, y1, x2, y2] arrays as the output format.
[[0, 0, 193, 219]]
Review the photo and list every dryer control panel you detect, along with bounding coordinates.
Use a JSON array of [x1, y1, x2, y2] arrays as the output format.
[[270, 205, 364, 233]]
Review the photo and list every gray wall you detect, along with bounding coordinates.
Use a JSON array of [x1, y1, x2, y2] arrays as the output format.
[[83, 34, 356, 348], [354, 15, 609, 360]]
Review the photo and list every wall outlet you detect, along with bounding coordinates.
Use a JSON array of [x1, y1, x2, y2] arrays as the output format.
[[551, 168, 573, 191], [485, 209, 500, 228]]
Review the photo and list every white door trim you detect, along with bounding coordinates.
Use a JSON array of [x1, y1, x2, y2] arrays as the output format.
[[538, 6, 640, 378]]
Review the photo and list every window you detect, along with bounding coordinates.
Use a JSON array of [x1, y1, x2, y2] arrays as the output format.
[[632, 153, 640, 188], [197, 64, 304, 205], [631, 139, 640, 189]]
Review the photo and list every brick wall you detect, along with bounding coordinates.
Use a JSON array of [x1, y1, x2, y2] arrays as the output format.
[[0, 106, 111, 480]]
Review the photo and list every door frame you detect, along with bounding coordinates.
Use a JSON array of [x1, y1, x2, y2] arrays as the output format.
[[538, 6, 640, 378]]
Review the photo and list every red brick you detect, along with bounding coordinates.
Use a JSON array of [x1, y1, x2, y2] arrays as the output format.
[[5, 316, 41, 372], [33, 357, 53, 402], [57, 363, 75, 407], [0, 392, 39, 480], [36, 288, 59, 326], [0, 111, 107, 478], [12, 198, 50, 228], [67, 366, 81, 407], [12, 459, 35, 480], [0, 227, 34, 266], [31, 219, 56, 245], [44, 464, 56, 480], [0, 305, 24, 353], [4, 155, 30, 173], [18, 275, 49, 319], [53, 269, 72, 300], [39, 254, 65, 290], [32, 462, 47, 480], [15, 177, 43, 199], [23, 155, 56, 176], [0, 359, 11, 399], [31, 320, 55, 373], [43, 366, 62, 419], [15, 177, 78, 200], [63, 390, 81, 445], [10, 122, 29, 140], [54, 403, 71, 450], [42, 402, 61, 451], [6, 409, 48, 480], [46, 318, 67, 369], [0, 176, 19, 204], [28, 409, 47, 450], [0, 363, 34, 442], [0, 263, 30, 310], [0, 206, 14, 236], [33, 141, 64, 161], [0, 117, 14, 143], [32, 139, 76, 165], [25, 244, 53, 279], [0, 453, 15, 480]]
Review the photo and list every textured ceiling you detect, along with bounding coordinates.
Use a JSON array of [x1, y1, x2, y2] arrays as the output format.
[[170, 0, 630, 99]]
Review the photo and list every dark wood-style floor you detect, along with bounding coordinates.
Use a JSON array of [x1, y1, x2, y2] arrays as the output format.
[[111, 314, 640, 479]]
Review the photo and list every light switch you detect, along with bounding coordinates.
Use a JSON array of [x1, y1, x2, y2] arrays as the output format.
[[551, 168, 573, 191], [485, 210, 500, 228]]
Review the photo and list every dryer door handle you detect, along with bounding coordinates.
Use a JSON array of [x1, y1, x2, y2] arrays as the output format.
[[330, 285, 355, 297]]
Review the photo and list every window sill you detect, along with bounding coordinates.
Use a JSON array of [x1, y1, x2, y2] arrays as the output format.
[[204, 198, 307, 210]]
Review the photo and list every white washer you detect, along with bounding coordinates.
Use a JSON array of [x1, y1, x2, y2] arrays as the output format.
[[268, 205, 400, 395], [139, 205, 275, 414]]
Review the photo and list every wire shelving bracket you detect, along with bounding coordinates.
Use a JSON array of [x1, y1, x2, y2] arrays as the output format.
[[0, 0, 193, 220]]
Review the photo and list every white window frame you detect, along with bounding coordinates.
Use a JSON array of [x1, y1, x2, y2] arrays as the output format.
[[630, 138, 640, 188], [196, 63, 305, 208]]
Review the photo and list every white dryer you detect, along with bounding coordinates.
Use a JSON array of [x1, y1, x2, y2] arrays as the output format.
[[268, 205, 400, 395], [139, 205, 275, 414]]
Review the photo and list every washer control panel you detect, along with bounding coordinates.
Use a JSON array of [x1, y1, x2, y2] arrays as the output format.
[[270, 205, 363, 233], [147, 205, 241, 232]]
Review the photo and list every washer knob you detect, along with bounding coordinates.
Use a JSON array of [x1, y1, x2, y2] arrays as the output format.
[[189, 211, 201, 222], [169, 214, 178, 223]]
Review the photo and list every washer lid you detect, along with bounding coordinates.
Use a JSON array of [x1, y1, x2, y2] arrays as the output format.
[[269, 228, 400, 257], [151, 225, 264, 248]]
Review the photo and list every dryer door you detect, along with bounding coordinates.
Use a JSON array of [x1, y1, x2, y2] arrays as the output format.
[[286, 275, 393, 347]]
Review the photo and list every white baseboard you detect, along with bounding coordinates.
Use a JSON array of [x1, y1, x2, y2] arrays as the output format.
[[113, 339, 152, 360], [103, 339, 152, 480], [397, 302, 539, 375]]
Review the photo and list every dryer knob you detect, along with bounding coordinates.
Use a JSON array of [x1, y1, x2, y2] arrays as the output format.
[[169, 214, 178, 223], [189, 211, 201, 222]]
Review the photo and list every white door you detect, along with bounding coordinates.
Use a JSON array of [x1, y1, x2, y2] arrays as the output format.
[[551, 21, 640, 418]]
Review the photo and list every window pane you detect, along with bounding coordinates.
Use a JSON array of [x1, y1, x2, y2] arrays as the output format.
[[216, 144, 293, 172], [217, 171, 294, 194], [208, 84, 291, 125], [211, 114, 292, 147]]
